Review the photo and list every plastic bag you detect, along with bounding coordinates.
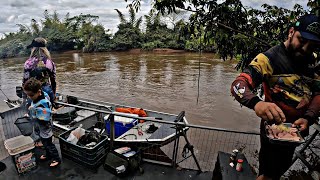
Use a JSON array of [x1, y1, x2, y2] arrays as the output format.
[[66, 124, 85, 144], [66, 133, 78, 145], [72, 124, 86, 139]]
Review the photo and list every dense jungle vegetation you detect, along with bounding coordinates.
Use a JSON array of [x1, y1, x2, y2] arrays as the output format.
[[0, 0, 318, 70]]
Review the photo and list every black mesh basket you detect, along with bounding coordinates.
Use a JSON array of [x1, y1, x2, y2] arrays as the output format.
[[14, 117, 33, 136]]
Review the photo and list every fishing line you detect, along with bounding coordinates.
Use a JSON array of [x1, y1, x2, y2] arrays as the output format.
[[196, 29, 201, 105]]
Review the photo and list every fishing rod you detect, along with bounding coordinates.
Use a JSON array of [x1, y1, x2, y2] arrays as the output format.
[[0, 88, 20, 108], [0, 88, 11, 102], [215, 22, 272, 48]]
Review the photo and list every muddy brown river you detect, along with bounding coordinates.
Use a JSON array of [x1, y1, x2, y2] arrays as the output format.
[[0, 52, 258, 132]]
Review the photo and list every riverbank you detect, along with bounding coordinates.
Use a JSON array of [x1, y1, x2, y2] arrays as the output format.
[[0, 48, 219, 60], [59, 48, 224, 61], [83, 48, 189, 54], [126, 48, 185, 54]]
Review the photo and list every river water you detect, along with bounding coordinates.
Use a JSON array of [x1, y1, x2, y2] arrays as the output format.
[[0, 51, 258, 132]]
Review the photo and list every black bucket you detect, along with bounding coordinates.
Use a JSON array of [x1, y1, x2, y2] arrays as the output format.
[[14, 117, 33, 136], [16, 86, 23, 98], [0, 162, 6, 174], [53, 106, 78, 125], [67, 96, 79, 104]]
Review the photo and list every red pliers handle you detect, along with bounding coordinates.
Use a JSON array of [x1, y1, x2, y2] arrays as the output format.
[[137, 127, 143, 136]]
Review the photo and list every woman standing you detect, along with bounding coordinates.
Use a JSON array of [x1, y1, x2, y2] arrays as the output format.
[[22, 37, 56, 105]]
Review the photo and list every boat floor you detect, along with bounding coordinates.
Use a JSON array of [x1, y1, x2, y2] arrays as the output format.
[[0, 140, 212, 180]]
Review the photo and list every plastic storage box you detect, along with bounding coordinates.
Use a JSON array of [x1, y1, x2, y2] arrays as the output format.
[[58, 128, 108, 170], [103, 146, 142, 176], [4, 136, 36, 175], [104, 113, 138, 137], [4, 135, 34, 155]]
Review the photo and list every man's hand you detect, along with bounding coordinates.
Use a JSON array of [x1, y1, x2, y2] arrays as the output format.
[[28, 106, 34, 111], [293, 118, 308, 131], [254, 101, 286, 123]]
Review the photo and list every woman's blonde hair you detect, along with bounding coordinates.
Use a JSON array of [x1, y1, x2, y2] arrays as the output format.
[[29, 37, 51, 59]]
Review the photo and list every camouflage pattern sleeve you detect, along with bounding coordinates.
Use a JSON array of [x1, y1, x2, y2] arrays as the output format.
[[231, 53, 273, 109]]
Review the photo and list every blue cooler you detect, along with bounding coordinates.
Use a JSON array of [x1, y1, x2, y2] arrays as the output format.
[[104, 113, 139, 137]]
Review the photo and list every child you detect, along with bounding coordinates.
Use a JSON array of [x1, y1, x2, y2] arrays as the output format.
[[23, 77, 61, 167]]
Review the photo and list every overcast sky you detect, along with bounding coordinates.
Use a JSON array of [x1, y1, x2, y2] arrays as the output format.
[[0, 0, 309, 35]]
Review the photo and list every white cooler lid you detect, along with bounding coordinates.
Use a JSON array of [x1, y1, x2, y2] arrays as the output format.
[[104, 113, 138, 124]]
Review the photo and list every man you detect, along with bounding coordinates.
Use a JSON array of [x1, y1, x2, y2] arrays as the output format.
[[231, 14, 320, 180]]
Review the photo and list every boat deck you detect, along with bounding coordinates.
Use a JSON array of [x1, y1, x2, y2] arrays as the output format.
[[0, 141, 212, 180]]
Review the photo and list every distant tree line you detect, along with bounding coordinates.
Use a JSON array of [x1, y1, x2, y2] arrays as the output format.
[[0, 7, 190, 59], [0, 0, 318, 64]]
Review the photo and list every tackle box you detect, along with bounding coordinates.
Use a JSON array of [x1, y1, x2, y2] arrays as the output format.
[[4, 136, 37, 175]]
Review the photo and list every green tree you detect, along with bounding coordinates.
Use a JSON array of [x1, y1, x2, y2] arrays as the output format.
[[174, 19, 190, 49], [143, 9, 176, 50], [127, 0, 314, 69], [112, 5, 144, 50], [64, 13, 108, 51], [31, 19, 41, 36], [0, 10, 112, 58], [308, 0, 320, 16], [41, 10, 76, 51], [79, 23, 111, 52]]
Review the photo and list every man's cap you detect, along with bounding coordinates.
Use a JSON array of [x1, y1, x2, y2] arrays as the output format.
[[27, 37, 47, 48], [294, 14, 320, 42]]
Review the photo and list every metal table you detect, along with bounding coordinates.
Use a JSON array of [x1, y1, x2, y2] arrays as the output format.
[[212, 151, 256, 180]]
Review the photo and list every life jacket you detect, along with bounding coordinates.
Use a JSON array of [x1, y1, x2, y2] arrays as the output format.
[[115, 107, 147, 117], [30, 92, 52, 121], [115, 107, 147, 123]]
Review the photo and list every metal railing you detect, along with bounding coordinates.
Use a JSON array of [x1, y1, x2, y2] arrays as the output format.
[[0, 103, 261, 173], [138, 124, 260, 172], [56, 102, 261, 172], [0, 100, 319, 179]]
